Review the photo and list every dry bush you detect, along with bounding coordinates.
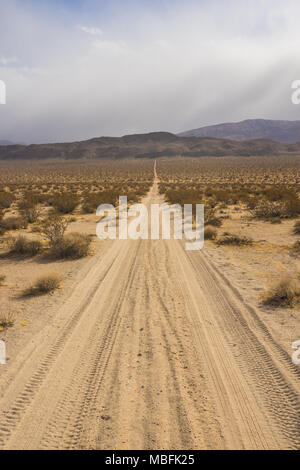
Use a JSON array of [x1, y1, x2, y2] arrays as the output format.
[[0, 274, 6, 286], [40, 215, 69, 245], [24, 273, 62, 296], [251, 200, 287, 220], [9, 235, 43, 256], [0, 192, 15, 208], [217, 233, 253, 246], [82, 190, 120, 214], [292, 240, 300, 253], [48, 233, 91, 259], [0, 312, 15, 329], [22, 207, 40, 224], [204, 226, 217, 240], [51, 192, 79, 214], [263, 276, 300, 307], [0, 216, 28, 231], [293, 220, 300, 235]]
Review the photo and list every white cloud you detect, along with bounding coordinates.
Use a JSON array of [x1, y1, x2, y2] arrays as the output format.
[[79, 25, 103, 36], [1, 0, 300, 143]]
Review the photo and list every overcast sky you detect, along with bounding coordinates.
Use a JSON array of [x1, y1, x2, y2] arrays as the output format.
[[0, 0, 300, 143]]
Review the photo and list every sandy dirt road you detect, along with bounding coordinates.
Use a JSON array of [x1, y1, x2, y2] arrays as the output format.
[[0, 164, 299, 450]]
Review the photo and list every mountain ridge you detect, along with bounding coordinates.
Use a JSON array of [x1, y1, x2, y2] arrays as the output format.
[[0, 130, 300, 160], [178, 119, 300, 143]]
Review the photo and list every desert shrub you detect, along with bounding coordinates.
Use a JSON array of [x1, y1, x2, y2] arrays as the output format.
[[82, 191, 119, 213], [24, 273, 62, 296], [217, 233, 253, 246], [252, 197, 300, 220], [293, 220, 300, 235], [0, 274, 6, 286], [22, 207, 40, 223], [48, 232, 91, 259], [292, 240, 300, 253], [251, 200, 286, 219], [0, 312, 15, 329], [0, 192, 15, 209], [270, 217, 282, 224], [40, 215, 69, 245], [51, 192, 79, 214], [18, 191, 39, 210], [204, 226, 217, 240], [0, 216, 28, 231], [9, 235, 43, 256], [263, 276, 300, 307]]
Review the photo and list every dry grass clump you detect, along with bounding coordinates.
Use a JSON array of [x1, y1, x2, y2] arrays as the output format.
[[0, 274, 6, 286], [23, 273, 62, 296], [48, 233, 91, 259], [263, 276, 300, 307], [0, 312, 15, 329], [204, 226, 217, 240], [217, 233, 253, 246], [9, 235, 43, 256]]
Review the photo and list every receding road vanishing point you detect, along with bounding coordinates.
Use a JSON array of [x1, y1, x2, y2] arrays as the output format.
[[0, 163, 299, 450]]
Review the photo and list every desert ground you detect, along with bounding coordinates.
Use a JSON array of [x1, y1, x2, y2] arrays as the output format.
[[0, 157, 299, 450]]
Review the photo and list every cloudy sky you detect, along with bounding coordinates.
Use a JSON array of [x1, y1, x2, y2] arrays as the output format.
[[0, 0, 300, 143]]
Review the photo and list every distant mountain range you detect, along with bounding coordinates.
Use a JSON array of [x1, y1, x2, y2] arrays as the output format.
[[0, 140, 17, 146], [1, 130, 300, 160], [178, 119, 300, 143]]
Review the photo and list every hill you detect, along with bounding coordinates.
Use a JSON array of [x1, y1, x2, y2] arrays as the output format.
[[0, 131, 300, 160], [178, 119, 300, 143]]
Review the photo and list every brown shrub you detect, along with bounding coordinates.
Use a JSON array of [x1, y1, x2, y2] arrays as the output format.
[[9, 235, 43, 256], [51, 193, 79, 214], [217, 233, 253, 246], [48, 232, 91, 259], [24, 273, 62, 296], [204, 226, 217, 240], [0, 216, 28, 231]]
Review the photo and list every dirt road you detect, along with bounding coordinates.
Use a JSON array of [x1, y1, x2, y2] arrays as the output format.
[[0, 165, 299, 450]]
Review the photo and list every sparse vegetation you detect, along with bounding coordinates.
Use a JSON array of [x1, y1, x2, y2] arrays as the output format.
[[0, 274, 6, 286]]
